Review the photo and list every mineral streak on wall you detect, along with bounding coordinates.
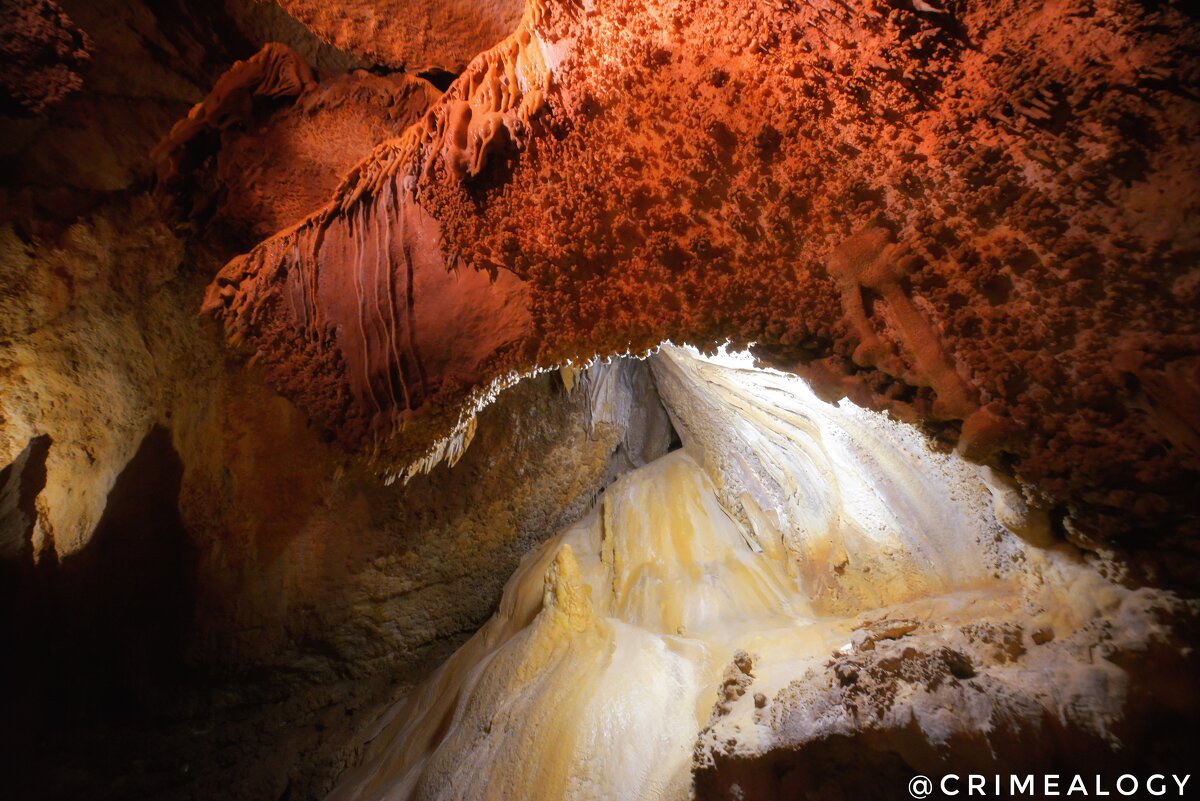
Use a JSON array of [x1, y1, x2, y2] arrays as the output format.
[[200, 0, 1200, 551], [329, 348, 1184, 801], [201, 11, 553, 459]]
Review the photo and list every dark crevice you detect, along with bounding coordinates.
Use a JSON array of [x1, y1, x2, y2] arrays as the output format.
[[0, 434, 51, 560], [0, 425, 196, 734], [417, 68, 461, 92]]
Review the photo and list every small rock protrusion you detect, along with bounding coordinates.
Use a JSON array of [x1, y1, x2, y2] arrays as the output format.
[[1031, 627, 1055, 645]]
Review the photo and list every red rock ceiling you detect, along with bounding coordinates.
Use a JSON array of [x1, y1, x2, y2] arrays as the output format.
[[176, 0, 1198, 547]]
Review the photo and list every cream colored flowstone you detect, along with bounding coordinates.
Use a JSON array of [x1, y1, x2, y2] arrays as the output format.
[[329, 346, 1179, 801]]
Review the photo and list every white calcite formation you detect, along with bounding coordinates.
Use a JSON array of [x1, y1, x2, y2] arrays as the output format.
[[328, 346, 1187, 801]]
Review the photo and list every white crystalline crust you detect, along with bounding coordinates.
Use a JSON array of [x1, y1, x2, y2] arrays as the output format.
[[330, 346, 1187, 801], [650, 344, 1019, 614]]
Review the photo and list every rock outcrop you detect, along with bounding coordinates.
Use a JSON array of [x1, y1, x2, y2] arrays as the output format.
[[330, 348, 1197, 801], [270, 0, 525, 73], [199, 0, 1200, 556], [1, 1, 1198, 799], [0, 0, 91, 116], [0, 3, 666, 799]]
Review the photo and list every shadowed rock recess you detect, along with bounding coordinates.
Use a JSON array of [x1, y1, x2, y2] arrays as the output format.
[[1, 1, 1197, 800]]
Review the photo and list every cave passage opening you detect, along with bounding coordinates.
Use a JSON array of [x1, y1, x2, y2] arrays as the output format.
[[324, 345, 1176, 801]]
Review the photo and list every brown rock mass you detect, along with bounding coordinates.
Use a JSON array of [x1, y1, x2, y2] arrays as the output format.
[[270, 0, 526, 72], [153, 42, 442, 243], [1, 3, 657, 797], [0, 0, 91, 116]]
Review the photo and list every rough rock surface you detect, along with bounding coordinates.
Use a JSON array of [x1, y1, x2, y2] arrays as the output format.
[[2, 1, 1198, 799], [0, 0, 91, 115], [695, 612, 1199, 800], [270, 0, 526, 72], [222, 0, 372, 76], [0, 198, 654, 800], [200, 10, 557, 465], [153, 41, 441, 246], [328, 349, 1197, 801], [1, 3, 663, 799], [204, 0, 1200, 557]]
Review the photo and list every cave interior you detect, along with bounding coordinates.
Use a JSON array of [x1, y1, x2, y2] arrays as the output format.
[[1, 0, 1199, 800]]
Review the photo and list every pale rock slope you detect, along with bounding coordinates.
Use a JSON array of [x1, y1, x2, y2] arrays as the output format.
[[329, 347, 1187, 801]]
